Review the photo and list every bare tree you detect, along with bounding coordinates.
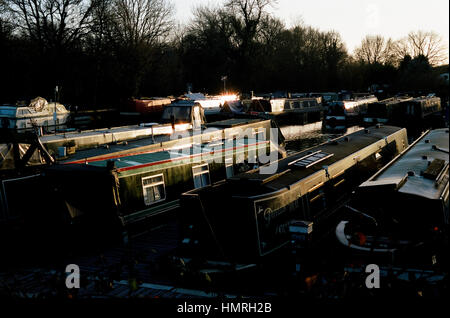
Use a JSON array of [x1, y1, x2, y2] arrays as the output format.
[[89, 0, 114, 47], [257, 14, 284, 47], [189, 5, 234, 40], [5, 0, 99, 49], [382, 37, 398, 66], [225, 0, 276, 47], [355, 35, 387, 64], [112, 0, 174, 47], [391, 30, 447, 66], [406, 30, 447, 65], [0, 0, 14, 38]]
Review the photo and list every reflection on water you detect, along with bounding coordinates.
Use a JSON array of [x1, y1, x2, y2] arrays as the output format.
[[284, 125, 363, 154]]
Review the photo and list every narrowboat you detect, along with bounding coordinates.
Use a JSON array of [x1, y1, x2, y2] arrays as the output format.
[[400, 96, 443, 134], [0, 97, 70, 133], [243, 97, 324, 126], [335, 128, 449, 265], [36, 100, 208, 157], [324, 95, 378, 130], [1, 118, 284, 240], [49, 136, 277, 236], [305, 92, 339, 105], [363, 96, 442, 134], [0, 101, 209, 167], [363, 96, 413, 125], [179, 125, 408, 262]]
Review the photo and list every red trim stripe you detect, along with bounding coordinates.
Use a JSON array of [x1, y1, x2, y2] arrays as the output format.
[[64, 140, 269, 171], [65, 147, 168, 165]]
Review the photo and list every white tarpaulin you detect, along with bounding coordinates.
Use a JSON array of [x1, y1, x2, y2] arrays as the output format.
[[28, 97, 48, 112]]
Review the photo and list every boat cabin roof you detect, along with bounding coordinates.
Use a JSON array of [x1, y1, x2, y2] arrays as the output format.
[[360, 128, 449, 200], [62, 135, 264, 176], [410, 96, 441, 107], [57, 118, 268, 163], [379, 97, 413, 105], [228, 125, 405, 197]]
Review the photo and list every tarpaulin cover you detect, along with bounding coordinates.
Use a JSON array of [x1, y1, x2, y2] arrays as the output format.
[[28, 97, 48, 112]]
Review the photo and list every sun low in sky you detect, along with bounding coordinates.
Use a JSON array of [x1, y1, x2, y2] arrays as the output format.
[[173, 0, 449, 58]]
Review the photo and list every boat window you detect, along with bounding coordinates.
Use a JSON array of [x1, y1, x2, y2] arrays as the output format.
[[142, 174, 166, 206], [193, 164, 210, 189], [407, 104, 415, 115], [293, 101, 300, 109], [308, 189, 327, 217], [225, 158, 234, 178], [330, 175, 348, 203], [161, 106, 192, 123]]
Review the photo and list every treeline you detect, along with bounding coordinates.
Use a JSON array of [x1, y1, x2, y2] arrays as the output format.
[[0, 0, 448, 109]]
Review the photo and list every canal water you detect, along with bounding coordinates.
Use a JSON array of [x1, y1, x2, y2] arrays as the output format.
[[283, 124, 363, 154]]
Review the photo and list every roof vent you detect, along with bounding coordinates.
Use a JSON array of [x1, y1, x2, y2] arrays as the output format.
[[424, 139, 430, 143], [344, 136, 350, 142], [375, 123, 382, 128], [364, 129, 370, 134], [422, 155, 427, 160], [407, 171, 415, 176], [423, 159, 446, 181]]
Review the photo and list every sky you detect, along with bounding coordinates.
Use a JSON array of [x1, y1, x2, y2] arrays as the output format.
[[172, 0, 449, 57]]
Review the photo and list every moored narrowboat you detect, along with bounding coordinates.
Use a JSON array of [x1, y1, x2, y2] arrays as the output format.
[[243, 97, 324, 126], [179, 125, 408, 262], [335, 128, 449, 265], [1, 118, 285, 241], [363, 96, 413, 125], [363, 96, 442, 135]]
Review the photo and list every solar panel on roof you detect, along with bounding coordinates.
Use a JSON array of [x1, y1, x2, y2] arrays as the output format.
[[288, 150, 334, 169]]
